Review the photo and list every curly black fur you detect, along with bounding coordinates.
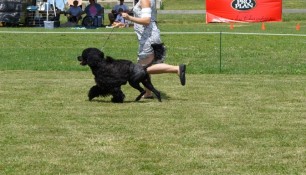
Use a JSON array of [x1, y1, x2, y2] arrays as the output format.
[[151, 43, 166, 63], [77, 47, 162, 103]]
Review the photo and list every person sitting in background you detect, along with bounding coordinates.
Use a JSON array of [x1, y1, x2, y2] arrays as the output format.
[[66, 0, 83, 23], [84, 0, 104, 17], [108, 0, 129, 26], [82, 0, 104, 27], [111, 8, 127, 28]]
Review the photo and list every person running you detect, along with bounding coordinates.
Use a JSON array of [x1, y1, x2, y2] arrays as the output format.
[[121, 0, 186, 98]]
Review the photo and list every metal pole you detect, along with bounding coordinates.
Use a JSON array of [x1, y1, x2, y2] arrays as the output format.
[[219, 31, 222, 73]]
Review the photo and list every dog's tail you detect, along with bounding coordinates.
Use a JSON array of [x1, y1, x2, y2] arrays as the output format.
[[143, 43, 166, 69], [152, 43, 166, 63]]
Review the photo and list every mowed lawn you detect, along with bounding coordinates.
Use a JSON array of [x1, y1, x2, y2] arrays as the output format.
[[0, 4, 306, 174], [0, 71, 305, 174]]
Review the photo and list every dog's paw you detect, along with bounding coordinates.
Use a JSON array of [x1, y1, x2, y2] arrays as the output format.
[[111, 93, 125, 103], [111, 98, 124, 103]]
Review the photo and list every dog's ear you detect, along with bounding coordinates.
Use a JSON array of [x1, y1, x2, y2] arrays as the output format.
[[87, 55, 101, 67], [91, 48, 104, 59]]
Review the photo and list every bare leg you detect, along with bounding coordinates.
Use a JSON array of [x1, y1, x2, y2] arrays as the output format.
[[142, 64, 180, 97], [147, 63, 179, 75], [138, 55, 186, 98], [138, 54, 180, 75]]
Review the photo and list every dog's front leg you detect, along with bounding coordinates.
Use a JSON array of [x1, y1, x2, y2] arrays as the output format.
[[88, 85, 102, 101], [111, 87, 125, 103]]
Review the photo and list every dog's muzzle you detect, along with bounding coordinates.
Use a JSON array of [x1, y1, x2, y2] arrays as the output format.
[[77, 56, 82, 61], [77, 56, 87, 65]]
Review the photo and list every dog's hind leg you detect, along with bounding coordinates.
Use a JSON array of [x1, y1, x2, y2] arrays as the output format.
[[136, 90, 146, 101], [142, 76, 162, 102], [88, 85, 102, 101], [128, 81, 146, 101], [143, 83, 161, 102]]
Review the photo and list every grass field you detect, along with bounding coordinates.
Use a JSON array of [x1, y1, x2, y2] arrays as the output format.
[[1, 13, 306, 74], [0, 6, 306, 175], [1, 71, 305, 174]]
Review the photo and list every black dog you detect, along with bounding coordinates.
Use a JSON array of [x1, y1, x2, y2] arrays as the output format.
[[77, 48, 162, 103]]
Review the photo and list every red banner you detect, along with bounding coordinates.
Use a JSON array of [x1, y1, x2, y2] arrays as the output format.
[[206, 0, 282, 23]]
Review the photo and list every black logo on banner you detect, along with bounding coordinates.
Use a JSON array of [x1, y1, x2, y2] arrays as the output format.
[[232, 0, 256, 11]]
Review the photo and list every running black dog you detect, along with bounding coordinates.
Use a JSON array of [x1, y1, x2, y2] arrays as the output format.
[[77, 47, 162, 103]]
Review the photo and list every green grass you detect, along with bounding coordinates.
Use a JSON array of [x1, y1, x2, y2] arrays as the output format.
[[1, 31, 306, 74], [1, 71, 305, 174], [282, 0, 306, 9], [162, 0, 205, 10], [1, 13, 306, 74], [0, 11, 306, 174]]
